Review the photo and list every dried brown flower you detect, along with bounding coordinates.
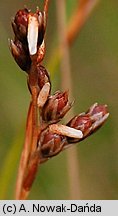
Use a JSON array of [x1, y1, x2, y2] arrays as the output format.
[[10, 39, 31, 71], [67, 103, 109, 143], [10, 7, 47, 73], [12, 8, 29, 43], [42, 91, 72, 123], [39, 128, 67, 161]]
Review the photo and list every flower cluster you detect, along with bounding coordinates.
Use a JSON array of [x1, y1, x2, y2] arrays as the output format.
[[10, 6, 109, 165], [10, 8, 46, 70], [10, 2, 110, 200], [10, 7, 50, 93], [39, 103, 109, 162]]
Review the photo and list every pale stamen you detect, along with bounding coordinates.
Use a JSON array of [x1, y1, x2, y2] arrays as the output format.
[[27, 15, 39, 55], [49, 124, 83, 139], [37, 82, 50, 108]]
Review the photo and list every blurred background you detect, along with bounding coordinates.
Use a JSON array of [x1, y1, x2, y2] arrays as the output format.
[[0, 0, 118, 199]]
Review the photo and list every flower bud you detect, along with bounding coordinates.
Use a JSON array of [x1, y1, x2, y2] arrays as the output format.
[[67, 115, 92, 134], [12, 8, 29, 43], [39, 129, 67, 159], [67, 114, 92, 143], [10, 39, 31, 71], [42, 91, 72, 123], [87, 103, 109, 131], [67, 103, 109, 143], [88, 103, 108, 117]]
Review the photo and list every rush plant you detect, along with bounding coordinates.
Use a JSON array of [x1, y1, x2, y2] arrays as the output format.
[[9, 0, 109, 199]]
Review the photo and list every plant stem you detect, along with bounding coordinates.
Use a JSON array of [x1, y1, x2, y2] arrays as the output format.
[[67, 0, 99, 44], [15, 102, 33, 199], [15, 60, 40, 199], [56, 0, 81, 199], [44, 0, 50, 15]]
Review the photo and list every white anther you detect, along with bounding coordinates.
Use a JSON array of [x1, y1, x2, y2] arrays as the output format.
[[49, 124, 83, 139], [37, 82, 50, 108], [28, 15, 39, 55]]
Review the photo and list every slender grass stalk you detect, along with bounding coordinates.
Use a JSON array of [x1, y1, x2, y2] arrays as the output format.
[[56, 0, 81, 199], [48, 0, 100, 74], [15, 102, 33, 199]]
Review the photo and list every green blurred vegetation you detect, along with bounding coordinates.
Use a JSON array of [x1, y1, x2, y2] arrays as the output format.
[[0, 0, 118, 199]]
